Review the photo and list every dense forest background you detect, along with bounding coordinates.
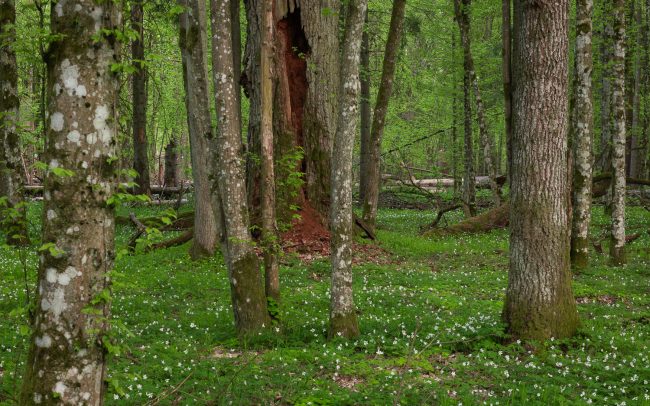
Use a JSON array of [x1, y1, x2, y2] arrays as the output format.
[[1, 0, 650, 404]]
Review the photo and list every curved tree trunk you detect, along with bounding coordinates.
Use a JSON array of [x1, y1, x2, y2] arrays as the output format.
[[132, 0, 151, 196], [610, 0, 627, 265], [0, 0, 29, 246], [211, 0, 271, 335], [570, 0, 594, 269], [454, 0, 500, 208], [179, 0, 220, 259], [20, 2, 120, 402], [502, 0, 579, 340], [361, 0, 407, 232], [243, 0, 340, 225], [329, 0, 367, 340]]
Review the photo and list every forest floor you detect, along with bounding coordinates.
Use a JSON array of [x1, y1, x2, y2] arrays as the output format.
[[1, 202, 649, 405]]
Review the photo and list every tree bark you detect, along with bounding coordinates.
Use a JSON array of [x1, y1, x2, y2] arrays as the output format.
[[132, 0, 150, 196], [501, 0, 512, 181], [570, 0, 594, 269], [502, 0, 579, 340], [231, 0, 242, 127], [358, 13, 371, 203], [610, 0, 626, 265], [260, 0, 280, 302], [211, 0, 271, 335], [454, 0, 500, 207], [0, 0, 29, 246], [627, 1, 643, 178], [360, 0, 407, 232], [20, 2, 120, 402], [454, 0, 475, 217], [329, 0, 367, 340], [164, 139, 180, 187], [179, 0, 220, 260], [597, 12, 613, 174]]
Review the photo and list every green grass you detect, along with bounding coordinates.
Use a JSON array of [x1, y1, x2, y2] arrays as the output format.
[[1, 203, 649, 404]]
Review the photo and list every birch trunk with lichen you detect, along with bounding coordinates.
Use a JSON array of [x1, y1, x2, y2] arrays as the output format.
[[502, 0, 579, 340], [570, 0, 594, 269], [610, 0, 626, 265], [20, 1, 121, 403], [211, 0, 271, 334], [179, 0, 221, 259], [329, 0, 367, 340], [0, 0, 28, 246]]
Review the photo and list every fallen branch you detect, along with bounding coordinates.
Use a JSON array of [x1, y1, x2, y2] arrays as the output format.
[[147, 230, 193, 251], [127, 212, 147, 251], [420, 203, 462, 232]]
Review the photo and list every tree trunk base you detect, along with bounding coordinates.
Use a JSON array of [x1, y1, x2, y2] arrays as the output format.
[[570, 236, 590, 269], [328, 312, 360, 340]]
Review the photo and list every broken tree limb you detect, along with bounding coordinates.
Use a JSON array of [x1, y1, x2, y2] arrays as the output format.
[[147, 230, 194, 251], [128, 212, 147, 251]]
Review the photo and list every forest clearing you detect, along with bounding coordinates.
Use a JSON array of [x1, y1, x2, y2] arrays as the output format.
[[2, 0, 650, 404]]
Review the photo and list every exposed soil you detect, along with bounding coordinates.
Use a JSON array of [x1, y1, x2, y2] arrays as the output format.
[[280, 202, 396, 265]]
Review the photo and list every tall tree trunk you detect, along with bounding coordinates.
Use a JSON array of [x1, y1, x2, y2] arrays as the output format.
[[0, 0, 29, 246], [502, 0, 512, 181], [179, 0, 220, 259], [260, 0, 279, 302], [642, 0, 650, 178], [231, 0, 242, 127], [570, 0, 595, 269], [452, 31, 461, 195], [329, 0, 367, 340], [20, 2, 120, 402], [610, 0, 627, 265], [454, 0, 476, 216], [243, 0, 340, 223], [360, 0, 407, 232], [597, 13, 613, 174], [628, 2, 643, 178], [358, 14, 371, 203], [132, 0, 150, 196], [164, 139, 180, 187], [502, 0, 579, 340], [454, 0, 500, 207], [211, 0, 271, 335]]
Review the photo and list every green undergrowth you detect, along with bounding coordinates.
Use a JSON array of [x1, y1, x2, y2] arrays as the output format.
[[1, 203, 649, 404]]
